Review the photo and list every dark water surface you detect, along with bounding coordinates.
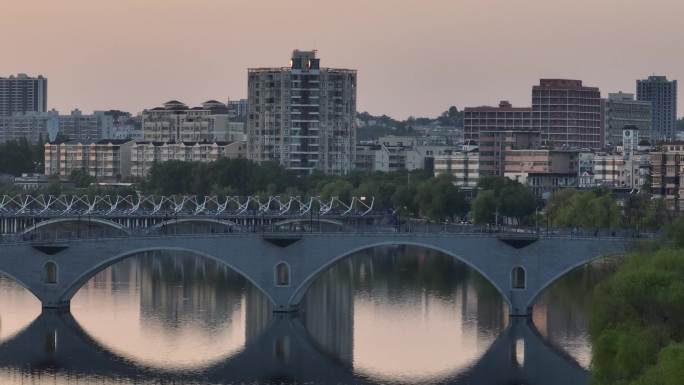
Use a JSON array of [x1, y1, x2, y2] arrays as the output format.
[[0, 246, 615, 384]]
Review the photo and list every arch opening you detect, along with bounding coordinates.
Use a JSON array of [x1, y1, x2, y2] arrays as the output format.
[[511, 266, 526, 290], [275, 262, 291, 287], [44, 262, 58, 284]]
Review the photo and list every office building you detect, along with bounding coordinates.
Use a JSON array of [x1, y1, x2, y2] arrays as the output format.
[[532, 79, 603, 150], [637, 75, 678, 141], [463, 101, 532, 143], [0, 74, 47, 117], [602, 92, 651, 147], [247, 50, 357, 175]]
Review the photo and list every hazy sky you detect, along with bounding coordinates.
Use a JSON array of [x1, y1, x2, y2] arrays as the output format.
[[1, 0, 682, 119]]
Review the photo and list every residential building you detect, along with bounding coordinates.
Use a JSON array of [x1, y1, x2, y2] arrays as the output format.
[[12, 173, 50, 190], [637, 75, 678, 141], [602, 92, 651, 147], [504, 149, 579, 198], [0, 111, 58, 143], [532, 79, 603, 150], [593, 153, 625, 187], [130, 141, 246, 177], [227, 98, 248, 122], [478, 130, 541, 177], [354, 143, 380, 171], [434, 149, 480, 188], [142, 100, 233, 143], [247, 50, 357, 175], [650, 142, 684, 210], [0, 74, 47, 117], [58, 109, 102, 141], [463, 101, 532, 143], [44, 139, 134, 181]]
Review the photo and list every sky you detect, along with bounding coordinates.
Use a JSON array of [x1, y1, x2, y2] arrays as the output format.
[[1, 0, 682, 119]]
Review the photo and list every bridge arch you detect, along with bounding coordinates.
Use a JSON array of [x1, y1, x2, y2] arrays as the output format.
[[288, 240, 513, 310], [150, 218, 241, 233], [57, 247, 277, 308], [272, 218, 345, 230], [21, 217, 130, 236], [525, 251, 624, 310]]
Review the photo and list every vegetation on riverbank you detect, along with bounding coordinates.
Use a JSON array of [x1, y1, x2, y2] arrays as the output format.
[[589, 220, 684, 385]]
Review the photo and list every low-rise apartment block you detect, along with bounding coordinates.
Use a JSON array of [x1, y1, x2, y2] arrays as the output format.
[[434, 150, 479, 188], [44, 139, 134, 181], [130, 141, 246, 177]]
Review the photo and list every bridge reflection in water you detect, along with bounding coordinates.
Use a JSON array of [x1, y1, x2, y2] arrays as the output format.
[[0, 248, 592, 384]]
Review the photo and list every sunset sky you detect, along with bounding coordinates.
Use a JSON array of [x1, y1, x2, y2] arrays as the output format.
[[1, 0, 682, 119]]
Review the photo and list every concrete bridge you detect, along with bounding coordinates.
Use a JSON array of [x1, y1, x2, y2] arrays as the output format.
[[1, 229, 634, 317], [0, 310, 587, 384]]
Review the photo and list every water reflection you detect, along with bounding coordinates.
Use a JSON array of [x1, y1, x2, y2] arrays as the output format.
[[0, 247, 609, 384], [302, 247, 508, 383], [532, 258, 620, 368], [0, 276, 40, 344], [71, 251, 272, 370]]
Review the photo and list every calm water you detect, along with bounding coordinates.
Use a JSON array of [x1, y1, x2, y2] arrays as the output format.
[[0, 247, 615, 384]]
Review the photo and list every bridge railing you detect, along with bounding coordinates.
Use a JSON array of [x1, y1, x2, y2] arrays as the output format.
[[0, 222, 660, 245]]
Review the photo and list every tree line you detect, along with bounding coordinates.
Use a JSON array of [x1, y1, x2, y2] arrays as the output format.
[[590, 220, 684, 385], [0, 154, 675, 231]]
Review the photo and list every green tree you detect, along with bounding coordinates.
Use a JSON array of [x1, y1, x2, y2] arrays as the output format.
[[69, 169, 95, 188], [472, 190, 497, 224]]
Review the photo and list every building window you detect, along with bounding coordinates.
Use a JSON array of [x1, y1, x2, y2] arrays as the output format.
[[511, 266, 526, 290], [275, 262, 290, 287], [44, 261, 58, 284]]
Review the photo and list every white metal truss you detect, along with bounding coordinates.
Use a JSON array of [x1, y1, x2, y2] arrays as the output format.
[[0, 194, 376, 218]]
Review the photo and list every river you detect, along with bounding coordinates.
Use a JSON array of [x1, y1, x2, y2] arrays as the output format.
[[0, 246, 616, 384]]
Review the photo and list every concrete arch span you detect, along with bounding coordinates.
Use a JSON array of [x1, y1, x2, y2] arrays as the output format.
[[150, 218, 242, 234], [288, 241, 513, 311], [58, 247, 277, 308], [272, 218, 345, 230], [21, 217, 130, 237]]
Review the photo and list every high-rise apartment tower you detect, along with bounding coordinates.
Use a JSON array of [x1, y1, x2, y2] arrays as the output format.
[[637, 75, 677, 141], [0, 74, 48, 117], [247, 50, 357, 175]]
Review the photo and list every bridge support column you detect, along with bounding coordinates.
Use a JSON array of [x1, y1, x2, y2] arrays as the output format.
[[273, 304, 299, 314], [42, 300, 71, 310]]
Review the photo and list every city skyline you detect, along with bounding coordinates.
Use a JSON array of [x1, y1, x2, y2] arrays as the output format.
[[1, 0, 683, 119]]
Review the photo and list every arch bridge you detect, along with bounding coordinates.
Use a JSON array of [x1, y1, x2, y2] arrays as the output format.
[[0, 231, 634, 317]]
